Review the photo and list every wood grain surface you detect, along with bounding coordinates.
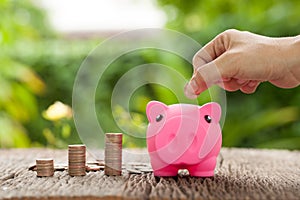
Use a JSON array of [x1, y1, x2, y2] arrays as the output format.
[[0, 148, 299, 200]]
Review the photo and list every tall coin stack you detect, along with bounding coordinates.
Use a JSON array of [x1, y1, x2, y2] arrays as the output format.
[[105, 133, 123, 176], [36, 158, 54, 177], [68, 144, 86, 176]]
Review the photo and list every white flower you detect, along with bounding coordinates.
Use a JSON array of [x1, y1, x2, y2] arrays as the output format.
[[43, 101, 72, 121]]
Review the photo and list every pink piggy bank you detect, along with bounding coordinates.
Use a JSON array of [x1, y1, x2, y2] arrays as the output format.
[[146, 101, 222, 177]]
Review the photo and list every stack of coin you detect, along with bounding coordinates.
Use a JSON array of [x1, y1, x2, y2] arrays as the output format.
[[36, 158, 54, 177], [68, 144, 86, 176], [105, 133, 122, 176]]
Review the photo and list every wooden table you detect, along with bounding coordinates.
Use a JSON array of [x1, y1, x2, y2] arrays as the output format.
[[0, 148, 299, 200]]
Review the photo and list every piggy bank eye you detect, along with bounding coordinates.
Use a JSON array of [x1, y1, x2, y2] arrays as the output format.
[[156, 114, 163, 122], [204, 115, 212, 123]]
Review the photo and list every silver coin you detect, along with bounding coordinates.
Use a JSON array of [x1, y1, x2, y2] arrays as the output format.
[[127, 168, 142, 174]]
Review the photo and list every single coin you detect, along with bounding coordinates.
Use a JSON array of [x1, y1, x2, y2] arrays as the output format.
[[127, 168, 142, 174], [86, 165, 102, 171], [36, 158, 54, 164], [28, 164, 36, 171], [68, 144, 86, 148], [137, 168, 153, 173]]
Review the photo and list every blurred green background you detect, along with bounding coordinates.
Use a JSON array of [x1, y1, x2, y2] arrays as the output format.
[[1, 0, 299, 149]]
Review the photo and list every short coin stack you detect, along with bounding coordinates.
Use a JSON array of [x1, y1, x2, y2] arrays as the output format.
[[36, 158, 54, 177], [68, 144, 86, 176], [105, 133, 123, 176]]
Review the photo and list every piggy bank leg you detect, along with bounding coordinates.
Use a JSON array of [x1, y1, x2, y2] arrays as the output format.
[[153, 165, 179, 177], [188, 156, 217, 177], [149, 155, 178, 176]]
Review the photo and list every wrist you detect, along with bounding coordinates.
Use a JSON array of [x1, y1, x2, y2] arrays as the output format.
[[275, 35, 300, 84], [288, 36, 300, 83]]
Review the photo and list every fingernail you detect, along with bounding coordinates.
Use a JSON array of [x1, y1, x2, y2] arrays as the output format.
[[237, 79, 247, 85], [223, 77, 231, 82], [248, 81, 257, 87], [190, 79, 198, 91], [184, 82, 198, 99]]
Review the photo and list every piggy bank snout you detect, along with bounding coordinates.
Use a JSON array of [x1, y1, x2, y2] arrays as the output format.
[[153, 116, 205, 164]]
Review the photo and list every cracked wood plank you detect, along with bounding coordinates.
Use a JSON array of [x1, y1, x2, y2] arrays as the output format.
[[0, 148, 299, 200]]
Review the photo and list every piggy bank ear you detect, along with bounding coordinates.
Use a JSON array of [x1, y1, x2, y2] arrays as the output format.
[[198, 102, 222, 159], [199, 102, 221, 122], [146, 101, 168, 123]]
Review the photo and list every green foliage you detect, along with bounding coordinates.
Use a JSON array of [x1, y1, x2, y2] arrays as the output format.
[[0, 0, 52, 147], [1, 0, 299, 150], [0, 0, 53, 46], [0, 58, 45, 147], [0, 0, 55, 147], [156, 0, 300, 42], [9, 39, 98, 148], [222, 84, 300, 149]]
